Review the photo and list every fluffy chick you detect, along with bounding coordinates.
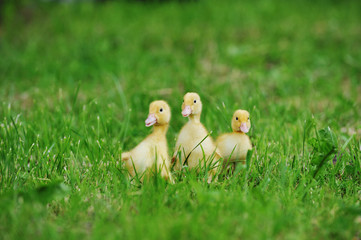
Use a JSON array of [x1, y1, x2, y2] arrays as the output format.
[[121, 100, 173, 182], [173, 92, 222, 182], [216, 109, 252, 169]]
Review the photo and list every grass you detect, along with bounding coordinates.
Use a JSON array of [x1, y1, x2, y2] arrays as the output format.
[[0, 0, 361, 239]]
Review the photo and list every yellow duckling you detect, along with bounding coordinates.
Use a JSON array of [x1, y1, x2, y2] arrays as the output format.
[[216, 109, 252, 168], [121, 100, 173, 182], [173, 92, 222, 181]]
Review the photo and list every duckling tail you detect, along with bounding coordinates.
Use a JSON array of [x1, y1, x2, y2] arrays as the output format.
[[171, 156, 176, 165], [121, 152, 131, 161], [215, 149, 223, 161]]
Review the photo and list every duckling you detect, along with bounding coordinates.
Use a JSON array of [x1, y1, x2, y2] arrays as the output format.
[[216, 109, 252, 169], [173, 92, 222, 181], [121, 100, 173, 182]]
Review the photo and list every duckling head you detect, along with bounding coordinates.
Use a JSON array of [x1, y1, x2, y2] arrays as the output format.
[[181, 92, 202, 117], [145, 100, 171, 127], [231, 109, 251, 133]]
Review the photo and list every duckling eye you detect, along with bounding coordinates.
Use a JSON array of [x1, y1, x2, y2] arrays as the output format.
[[248, 117, 250, 120], [236, 117, 239, 120], [194, 100, 197, 103], [160, 108, 163, 112]]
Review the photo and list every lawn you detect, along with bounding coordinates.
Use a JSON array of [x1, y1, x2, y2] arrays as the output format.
[[0, 0, 361, 239]]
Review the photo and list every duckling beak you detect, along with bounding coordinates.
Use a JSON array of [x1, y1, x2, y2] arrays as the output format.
[[145, 114, 157, 127], [240, 122, 249, 133], [182, 105, 192, 117]]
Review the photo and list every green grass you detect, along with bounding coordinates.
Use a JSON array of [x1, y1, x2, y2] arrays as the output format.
[[1, 0, 361, 239]]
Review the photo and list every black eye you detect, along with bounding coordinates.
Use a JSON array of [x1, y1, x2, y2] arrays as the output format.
[[236, 117, 238, 120], [194, 100, 197, 103], [160, 108, 163, 112], [248, 117, 250, 120]]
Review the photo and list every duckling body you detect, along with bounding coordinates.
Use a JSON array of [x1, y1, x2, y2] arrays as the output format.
[[122, 100, 173, 182], [173, 93, 221, 180], [216, 132, 252, 162], [175, 120, 220, 170], [216, 109, 252, 166]]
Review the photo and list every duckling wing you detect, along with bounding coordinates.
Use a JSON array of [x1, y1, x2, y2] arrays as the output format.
[[122, 139, 154, 178]]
